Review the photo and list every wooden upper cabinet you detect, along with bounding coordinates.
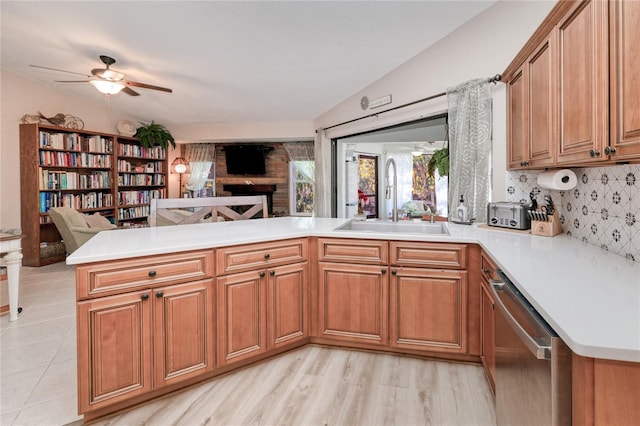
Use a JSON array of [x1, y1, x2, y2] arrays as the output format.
[[507, 33, 557, 170], [527, 32, 557, 168], [609, 0, 640, 159], [556, 0, 609, 164], [508, 67, 528, 169]]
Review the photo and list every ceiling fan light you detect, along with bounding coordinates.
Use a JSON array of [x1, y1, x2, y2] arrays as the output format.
[[90, 80, 125, 95]]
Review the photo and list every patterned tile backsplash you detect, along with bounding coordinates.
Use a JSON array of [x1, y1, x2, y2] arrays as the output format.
[[505, 164, 639, 264]]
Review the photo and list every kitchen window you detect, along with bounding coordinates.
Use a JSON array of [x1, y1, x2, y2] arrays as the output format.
[[289, 160, 314, 216]]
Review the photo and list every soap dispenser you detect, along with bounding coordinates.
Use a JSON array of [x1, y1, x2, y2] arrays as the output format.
[[456, 195, 468, 222]]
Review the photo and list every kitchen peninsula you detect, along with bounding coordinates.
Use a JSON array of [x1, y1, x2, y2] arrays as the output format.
[[68, 217, 640, 423]]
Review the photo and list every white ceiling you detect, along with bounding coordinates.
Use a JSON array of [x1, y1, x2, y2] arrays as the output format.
[[1, 1, 496, 126]]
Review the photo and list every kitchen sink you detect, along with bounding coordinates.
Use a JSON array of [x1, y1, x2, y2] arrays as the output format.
[[334, 220, 450, 235]]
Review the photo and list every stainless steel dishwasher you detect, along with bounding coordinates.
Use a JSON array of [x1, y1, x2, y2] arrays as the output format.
[[491, 269, 572, 426]]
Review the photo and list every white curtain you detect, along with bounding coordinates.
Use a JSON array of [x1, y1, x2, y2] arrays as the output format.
[[314, 130, 331, 217], [184, 144, 216, 192], [447, 79, 492, 223]]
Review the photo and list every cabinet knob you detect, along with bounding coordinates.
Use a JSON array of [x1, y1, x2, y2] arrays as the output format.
[[605, 146, 617, 155], [264, 253, 270, 259], [260, 271, 266, 277], [156, 291, 163, 298], [589, 149, 601, 158], [482, 268, 491, 275], [391, 270, 397, 275], [269, 270, 275, 276], [141, 294, 149, 301], [148, 270, 157, 278], [381, 268, 387, 274]]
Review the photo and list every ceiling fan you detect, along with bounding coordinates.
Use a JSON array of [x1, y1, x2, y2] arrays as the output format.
[[30, 55, 173, 96]]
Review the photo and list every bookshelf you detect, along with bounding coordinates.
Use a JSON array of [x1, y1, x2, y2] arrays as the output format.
[[115, 136, 167, 228], [19, 124, 168, 266]]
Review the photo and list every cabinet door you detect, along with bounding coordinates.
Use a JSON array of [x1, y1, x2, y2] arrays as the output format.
[[153, 280, 215, 387], [217, 270, 266, 365], [267, 262, 308, 349], [610, 0, 640, 159], [389, 268, 467, 353], [77, 291, 152, 414], [557, 0, 608, 164], [318, 262, 388, 346], [481, 278, 495, 392], [527, 32, 557, 168], [507, 66, 528, 170]]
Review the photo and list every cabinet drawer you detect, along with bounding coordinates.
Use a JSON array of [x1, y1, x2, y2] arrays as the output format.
[[217, 238, 308, 275], [76, 250, 215, 299], [317, 238, 388, 265], [390, 241, 466, 269]]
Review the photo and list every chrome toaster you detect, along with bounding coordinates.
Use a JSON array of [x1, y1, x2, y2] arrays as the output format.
[[487, 202, 531, 230]]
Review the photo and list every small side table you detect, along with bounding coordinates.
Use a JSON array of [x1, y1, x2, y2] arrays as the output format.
[[0, 233, 23, 321]]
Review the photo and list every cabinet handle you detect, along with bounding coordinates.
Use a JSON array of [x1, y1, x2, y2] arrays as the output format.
[[148, 270, 157, 278], [589, 149, 601, 158], [260, 271, 266, 277], [605, 146, 617, 155], [156, 291, 163, 298], [482, 268, 491, 275], [264, 253, 270, 259], [269, 270, 275, 276], [141, 294, 149, 301], [391, 270, 397, 275]]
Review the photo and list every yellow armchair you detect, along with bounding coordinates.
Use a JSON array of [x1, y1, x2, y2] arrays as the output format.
[[48, 207, 112, 255]]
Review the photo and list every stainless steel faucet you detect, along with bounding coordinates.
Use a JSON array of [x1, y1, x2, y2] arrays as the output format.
[[385, 157, 398, 222]]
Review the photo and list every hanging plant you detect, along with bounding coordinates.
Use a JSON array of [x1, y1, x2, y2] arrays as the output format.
[[135, 121, 176, 149], [427, 148, 449, 178]]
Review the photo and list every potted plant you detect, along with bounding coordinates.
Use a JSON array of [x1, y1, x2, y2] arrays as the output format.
[[427, 148, 449, 179], [135, 121, 176, 149]]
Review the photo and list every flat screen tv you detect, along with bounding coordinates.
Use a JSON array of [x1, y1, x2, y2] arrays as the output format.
[[224, 145, 273, 175]]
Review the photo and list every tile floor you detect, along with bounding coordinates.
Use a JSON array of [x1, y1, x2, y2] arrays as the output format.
[[0, 262, 81, 426]]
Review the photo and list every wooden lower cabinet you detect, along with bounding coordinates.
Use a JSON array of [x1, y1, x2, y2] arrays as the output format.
[[268, 262, 309, 349], [153, 281, 215, 387], [389, 267, 468, 354], [218, 262, 309, 365], [318, 262, 388, 346], [573, 354, 640, 425], [77, 279, 214, 414], [217, 270, 267, 365]]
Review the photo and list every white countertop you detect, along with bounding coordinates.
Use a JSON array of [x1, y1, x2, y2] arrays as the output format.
[[67, 217, 640, 363]]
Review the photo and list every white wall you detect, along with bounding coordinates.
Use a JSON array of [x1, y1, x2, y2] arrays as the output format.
[[314, 0, 556, 213]]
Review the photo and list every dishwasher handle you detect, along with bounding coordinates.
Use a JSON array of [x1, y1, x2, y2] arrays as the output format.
[[490, 277, 553, 360]]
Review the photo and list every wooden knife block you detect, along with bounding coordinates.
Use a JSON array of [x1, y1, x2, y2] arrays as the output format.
[[531, 211, 562, 237]]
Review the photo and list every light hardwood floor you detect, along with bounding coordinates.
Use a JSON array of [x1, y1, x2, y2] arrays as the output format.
[[91, 345, 496, 426]]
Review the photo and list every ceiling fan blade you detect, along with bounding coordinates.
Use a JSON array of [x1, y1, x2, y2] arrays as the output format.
[[122, 86, 140, 96], [125, 80, 173, 93], [30, 65, 91, 78], [55, 80, 91, 83]]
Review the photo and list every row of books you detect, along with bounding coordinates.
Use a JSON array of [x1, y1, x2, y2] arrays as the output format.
[[117, 159, 163, 173], [118, 189, 165, 206], [118, 144, 166, 160], [117, 205, 151, 221], [39, 151, 112, 168], [118, 174, 165, 186], [39, 191, 114, 213], [40, 131, 113, 153], [39, 170, 111, 190]]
